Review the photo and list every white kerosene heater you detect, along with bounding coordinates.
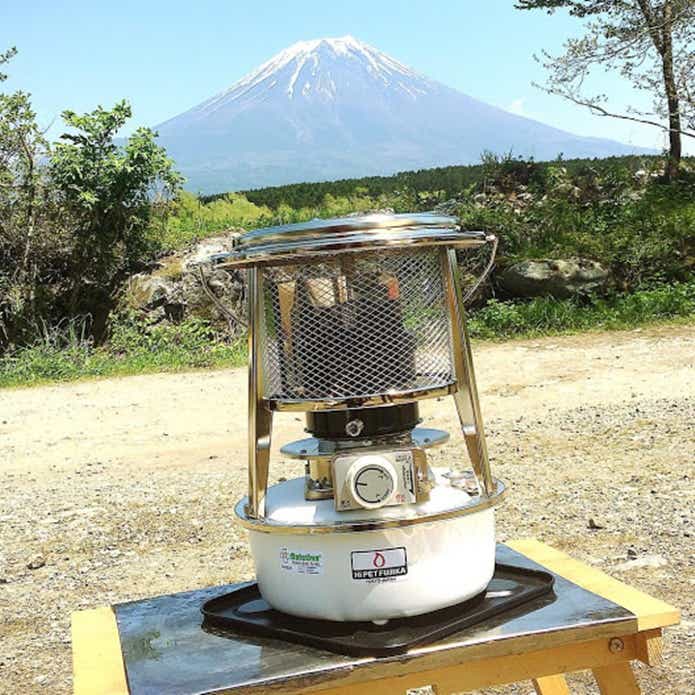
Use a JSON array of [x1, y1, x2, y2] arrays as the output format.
[[216, 213, 506, 624]]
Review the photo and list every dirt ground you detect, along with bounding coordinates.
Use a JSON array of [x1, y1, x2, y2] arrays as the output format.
[[1, 325, 693, 694]]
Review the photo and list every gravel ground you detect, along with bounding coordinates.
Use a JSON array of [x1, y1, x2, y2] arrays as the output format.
[[1, 325, 693, 694]]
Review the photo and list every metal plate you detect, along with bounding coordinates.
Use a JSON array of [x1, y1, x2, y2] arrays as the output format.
[[113, 545, 636, 695], [201, 563, 555, 657], [280, 428, 450, 460]]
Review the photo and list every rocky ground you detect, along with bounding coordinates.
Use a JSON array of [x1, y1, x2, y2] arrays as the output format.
[[1, 325, 693, 694]]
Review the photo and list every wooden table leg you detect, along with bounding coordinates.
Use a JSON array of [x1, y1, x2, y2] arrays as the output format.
[[532, 674, 570, 694], [593, 662, 640, 694], [533, 673, 570, 695]]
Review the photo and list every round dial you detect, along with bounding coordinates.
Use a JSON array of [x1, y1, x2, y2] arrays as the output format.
[[347, 456, 398, 509]]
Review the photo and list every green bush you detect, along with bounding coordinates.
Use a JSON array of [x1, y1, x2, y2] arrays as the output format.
[[468, 281, 695, 339], [457, 157, 695, 291], [159, 191, 273, 249], [0, 312, 246, 388]]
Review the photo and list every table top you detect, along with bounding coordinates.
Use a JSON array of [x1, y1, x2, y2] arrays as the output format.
[[72, 540, 680, 695]]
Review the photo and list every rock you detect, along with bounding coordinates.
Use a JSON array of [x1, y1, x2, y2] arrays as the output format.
[[126, 274, 175, 309], [121, 231, 246, 335], [615, 554, 668, 572], [432, 199, 460, 215], [627, 547, 638, 559], [499, 258, 610, 299], [27, 555, 46, 570], [588, 517, 604, 530], [229, 541, 246, 556]]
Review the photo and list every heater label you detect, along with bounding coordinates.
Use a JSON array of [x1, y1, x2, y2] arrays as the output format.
[[351, 547, 408, 582], [280, 547, 323, 575]]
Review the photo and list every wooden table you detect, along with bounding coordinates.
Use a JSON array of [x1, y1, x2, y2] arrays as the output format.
[[71, 540, 680, 694]]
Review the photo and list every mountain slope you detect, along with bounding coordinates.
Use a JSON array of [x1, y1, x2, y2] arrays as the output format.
[[155, 36, 651, 193]]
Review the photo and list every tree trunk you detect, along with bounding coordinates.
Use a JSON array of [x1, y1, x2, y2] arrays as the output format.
[[661, 1, 682, 180]]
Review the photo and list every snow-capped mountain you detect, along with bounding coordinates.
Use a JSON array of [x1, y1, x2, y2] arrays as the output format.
[[155, 35, 650, 193]]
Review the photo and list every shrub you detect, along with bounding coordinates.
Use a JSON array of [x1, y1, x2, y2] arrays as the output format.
[[0, 60, 182, 352], [0, 311, 246, 388], [468, 281, 695, 339], [457, 155, 694, 291]]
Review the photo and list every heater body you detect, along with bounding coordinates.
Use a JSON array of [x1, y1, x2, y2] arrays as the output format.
[[216, 213, 505, 623], [246, 473, 495, 621]]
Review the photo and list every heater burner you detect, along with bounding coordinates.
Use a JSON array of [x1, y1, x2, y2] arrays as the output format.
[[306, 403, 420, 440], [261, 249, 453, 403]]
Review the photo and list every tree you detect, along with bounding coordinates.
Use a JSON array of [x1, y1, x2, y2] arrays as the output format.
[[1, 46, 183, 350], [0, 47, 56, 348], [516, 0, 695, 179], [50, 100, 183, 336]]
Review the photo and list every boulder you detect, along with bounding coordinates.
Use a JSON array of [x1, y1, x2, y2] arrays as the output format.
[[499, 258, 610, 299], [432, 199, 460, 215], [122, 231, 246, 334]]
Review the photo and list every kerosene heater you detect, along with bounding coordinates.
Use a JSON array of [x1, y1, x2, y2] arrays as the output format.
[[212, 212, 506, 627]]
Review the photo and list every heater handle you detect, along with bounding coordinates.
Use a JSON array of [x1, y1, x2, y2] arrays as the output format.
[[460, 233, 498, 307]]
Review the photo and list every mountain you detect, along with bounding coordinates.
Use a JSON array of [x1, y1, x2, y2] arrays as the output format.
[[155, 35, 652, 194]]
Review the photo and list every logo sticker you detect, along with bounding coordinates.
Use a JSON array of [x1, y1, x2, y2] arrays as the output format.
[[351, 547, 408, 581], [280, 547, 323, 575]]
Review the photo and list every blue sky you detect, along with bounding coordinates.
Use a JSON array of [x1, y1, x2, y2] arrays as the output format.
[[3, 0, 689, 154]]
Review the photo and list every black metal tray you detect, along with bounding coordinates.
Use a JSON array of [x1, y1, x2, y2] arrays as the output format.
[[201, 562, 555, 657]]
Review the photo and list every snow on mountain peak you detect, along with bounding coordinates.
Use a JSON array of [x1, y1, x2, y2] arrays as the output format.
[[197, 35, 430, 113]]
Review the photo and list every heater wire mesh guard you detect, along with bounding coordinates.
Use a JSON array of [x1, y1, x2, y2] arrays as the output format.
[[260, 248, 454, 402]]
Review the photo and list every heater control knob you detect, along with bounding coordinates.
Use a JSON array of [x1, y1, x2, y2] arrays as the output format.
[[346, 455, 398, 509]]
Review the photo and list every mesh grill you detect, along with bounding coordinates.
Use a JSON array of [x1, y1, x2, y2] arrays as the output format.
[[260, 248, 454, 401]]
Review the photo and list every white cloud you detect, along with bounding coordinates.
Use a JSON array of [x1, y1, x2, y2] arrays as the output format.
[[508, 98, 525, 116]]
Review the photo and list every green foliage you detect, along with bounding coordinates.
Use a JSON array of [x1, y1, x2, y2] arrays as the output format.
[[0, 47, 56, 349], [162, 188, 420, 250], [0, 47, 17, 81], [456, 153, 695, 290], [468, 281, 695, 339], [210, 155, 660, 209], [0, 55, 183, 351], [160, 191, 272, 249], [203, 164, 484, 208], [0, 311, 246, 388], [51, 100, 183, 320]]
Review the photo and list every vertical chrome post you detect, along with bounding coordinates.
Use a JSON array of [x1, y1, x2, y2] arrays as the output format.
[[441, 247, 495, 497], [247, 267, 273, 519]]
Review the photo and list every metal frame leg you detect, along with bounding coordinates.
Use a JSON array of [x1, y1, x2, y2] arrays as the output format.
[[441, 247, 495, 497], [247, 267, 273, 519]]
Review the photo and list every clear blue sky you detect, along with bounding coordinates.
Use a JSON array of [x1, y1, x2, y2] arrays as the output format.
[[3, 0, 688, 154]]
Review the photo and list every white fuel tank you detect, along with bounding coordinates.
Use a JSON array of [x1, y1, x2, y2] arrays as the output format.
[[244, 469, 496, 622]]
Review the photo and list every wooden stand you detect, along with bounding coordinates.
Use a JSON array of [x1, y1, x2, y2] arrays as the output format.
[[71, 540, 680, 694]]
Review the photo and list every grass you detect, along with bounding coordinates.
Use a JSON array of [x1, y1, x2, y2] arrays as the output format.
[[467, 280, 695, 340], [0, 314, 247, 389], [1, 282, 693, 389]]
